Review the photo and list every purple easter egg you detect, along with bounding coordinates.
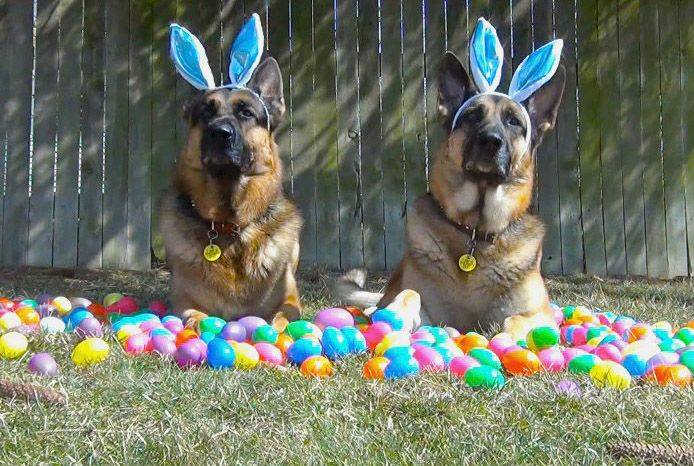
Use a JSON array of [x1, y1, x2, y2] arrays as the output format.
[[555, 380, 581, 397], [175, 340, 204, 368], [646, 351, 679, 373], [220, 321, 247, 342], [76, 317, 103, 338], [28, 352, 58, 377], [151, 335, 177, 357], [163, 320, 184, 334], [238, 316, 267, 340], [314, 307, 355, 330]]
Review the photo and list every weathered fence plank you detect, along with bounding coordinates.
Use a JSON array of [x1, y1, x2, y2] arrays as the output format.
[[0, 2, 7, 261], [2, 1, 33, 266], [682, 0, 694, 276], [28, 0, 60, 268]]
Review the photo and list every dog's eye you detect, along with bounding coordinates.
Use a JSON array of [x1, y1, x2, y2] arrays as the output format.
[[506, 114, 522, 128], [237, 107, 256, 120], [462, 107, 482, 123]]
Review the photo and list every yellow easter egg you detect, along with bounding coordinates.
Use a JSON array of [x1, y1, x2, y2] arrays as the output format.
[[0, 312, 22, 331], [0, 331, 29, 359], [72, 337, 110, 366], [589, 361, 631, 390], [103, 293, 124, 307], [116, 325, 142, 343], [586, 336, 603, 348], [374, 331, 410, 356], [231, 341, 259, 370], [52, 296, 72, 315]]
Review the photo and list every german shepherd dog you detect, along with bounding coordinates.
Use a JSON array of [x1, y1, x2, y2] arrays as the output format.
[[336, 52, 565, 340], [160, 57, 302, 330]]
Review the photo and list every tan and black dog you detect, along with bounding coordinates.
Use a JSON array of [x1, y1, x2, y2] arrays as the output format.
[[335, 52, 565, 339], [160, 57, 302, 330]]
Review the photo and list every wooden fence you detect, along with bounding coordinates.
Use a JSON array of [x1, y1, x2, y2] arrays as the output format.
[[0, 0, 691, 278]]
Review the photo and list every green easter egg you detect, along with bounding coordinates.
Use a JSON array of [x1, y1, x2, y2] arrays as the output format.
[[286, 320, 320, 340], [680, 350, 693, 373], [527, 326, 560, 352], [568, 354, 599, 374], [200, 316, 226, 335], [468, 348, 502, 370], [675, 327, 694, 345], [252, 324, 279, 344], [464, 365, 505, 389]]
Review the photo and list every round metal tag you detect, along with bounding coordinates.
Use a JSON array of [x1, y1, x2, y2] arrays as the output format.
[[203, 244, 222, 262], [458, 253, 477, 272]]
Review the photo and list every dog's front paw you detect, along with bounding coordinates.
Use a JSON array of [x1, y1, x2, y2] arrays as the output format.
[[182, 309, 209, 331], [271, 304, 301, 333]]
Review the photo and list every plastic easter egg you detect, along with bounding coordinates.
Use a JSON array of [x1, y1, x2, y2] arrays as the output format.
[[427, 327, 451, 344], [362, 322, 392, 350], [72, 337, 110, 366], [488, 333, 514, 357], [200, 331, 215, 344], [314, 307, 354, 330], [230, 342, 260, 369], [275, 333, 294, 355], [255, 342, 283, 365], [16, 307, 40, 325], [659, 338, 685, 353], [252, 324, 279, 344], [675, 327, 694, 345], [300, 355, 334, 377], [113, 296, 138, 314], [568, 353, 600, 374], [220, 321, 246, 342], [40, 316, 66, 333], [375, 331, 410, 356], [370, 308, 404, 331], [363, 356, 390, 380], [285, 320, 321, 340], [151, 334, 177, 357], [555, 380, 581, 397], [238, 316, 268, 340], [502, 349, 541, 376], [0, 332, 28, 359], [594, 344, 622, 363], [449, 355, 481, 377], [116, 325, 142, 343], [65, 309, 93, 330], [434, 343, 461, 365], [206, 338, 236, 369], [412, 345, 445, 372], [446, 327, 461, 339], [622, 353, 648, 377], [286, 338, 322, 365], [28, 352, 58, 377], [341, 326, 367, 353], [322, 327, 350, 359], [589, 361, 631, 389], [624, 324, 653, 343], [102, 292, 123, 307], [174, 340, 204, 368], [646, 352, 679, 373], [384, 355, 420, 379], [175, 328, 198, 347], [456, 332, 489, 353], [586, 326, 608, 342], [464, 365, 505, 389], [0, 312, 21, 331], [622, 340, 660, 360], [468, 348, 502, 370], [76, 317, 103, 338], [538, 347, 565, 372], [571, 326, 589, 346], [680, 350, 694, 372], [383, 346, 415, 361], [651, 364, 692, 387], [526, 326, 559, 352], [52, 296, 72, 315], [125, 333, 150, 355], [200, 317, 226, 335]]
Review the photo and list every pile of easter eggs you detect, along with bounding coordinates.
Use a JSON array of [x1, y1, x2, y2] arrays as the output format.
[[0, 291, 692, 390]]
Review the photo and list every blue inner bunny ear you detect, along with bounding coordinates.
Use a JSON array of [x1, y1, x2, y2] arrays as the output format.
[[469, 17, 504, 93], [228, 13, 264, 87], [509, 39, 563, 102], [170, 24, 216, 90]]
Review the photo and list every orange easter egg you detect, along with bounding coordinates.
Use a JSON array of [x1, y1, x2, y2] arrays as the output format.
[[300, 355, 334, 378], [363, 356, 389, 380], [502, 348, 542, 376]]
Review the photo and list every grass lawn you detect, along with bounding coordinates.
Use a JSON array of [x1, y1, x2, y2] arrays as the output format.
[[0, 267, 692, 464]]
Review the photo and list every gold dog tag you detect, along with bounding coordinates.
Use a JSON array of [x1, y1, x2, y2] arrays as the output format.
[[458, 253, 477, 272], [204, 244, 222, 262]]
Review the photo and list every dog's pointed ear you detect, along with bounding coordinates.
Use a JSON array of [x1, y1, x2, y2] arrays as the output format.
[[248, 57, 285, 130], [438, 52, 476, 128], [525, 64, 565, 143]]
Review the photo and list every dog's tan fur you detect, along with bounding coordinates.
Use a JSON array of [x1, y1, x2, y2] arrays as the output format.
[[161, 58, 302, 330], [335, 52, 565, 339]]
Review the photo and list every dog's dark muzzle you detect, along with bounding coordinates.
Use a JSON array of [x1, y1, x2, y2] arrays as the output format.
[[202, 119, 251, 171], [464, 131, 510, 182]]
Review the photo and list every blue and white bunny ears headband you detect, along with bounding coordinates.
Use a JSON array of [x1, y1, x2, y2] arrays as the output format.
[[169, 13, 270, 128], [451, 18, 563, 150]]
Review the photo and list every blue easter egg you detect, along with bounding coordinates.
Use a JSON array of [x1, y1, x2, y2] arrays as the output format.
[[287, 338, 322, 365], [371, 308, 404, 331], [427, 327, 450, 344], [206, 338, 236, 369], [599, 334, 618, 345], [150, 328, 174, 338], [622, 354, 648, 377], [322, 327, 350, 359], [341, 326, 367, 353], [200, 331, 216, 344], [383, 346, 415, 360], [65, 308, 93, 330], [384, 355, 420, 379], [162, 315, 182, 324], [659, 338, 684, 353]]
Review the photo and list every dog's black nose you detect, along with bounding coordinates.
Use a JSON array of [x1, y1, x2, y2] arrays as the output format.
[[478, 132, 503, 151], [209, 121, 236, 142]]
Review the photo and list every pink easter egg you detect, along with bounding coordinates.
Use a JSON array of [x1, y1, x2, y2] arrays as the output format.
[[594, 343, 623, 363], [164, 320, 184, 334], [572, 327, 589, 345], [140, 320, 162, 333], [538, 347, 565, 372], [175, 340, 204, 368], [413, 345, 445, 372], [488, 335, 514, 357], [612, 339, 628, 351], [314, 307, 355, 330], [148, 300, 168, 317], [449, 355, 481, 377], [562, 347, 587, 364], [362, 322, 392, 351], [150, 334, 177, 356], [575, 344, 595, 353], [254, 342, 283, 366], [114, 296, 139, 314], [554, 308, 564, 325], [125, 333, 150, 355]]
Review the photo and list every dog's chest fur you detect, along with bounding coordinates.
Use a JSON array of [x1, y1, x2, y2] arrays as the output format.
[[400, 193, 547, 330], [160, 193, 301, 317]]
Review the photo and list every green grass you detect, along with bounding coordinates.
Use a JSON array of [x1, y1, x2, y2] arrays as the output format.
[[0, 268, 692, 464]]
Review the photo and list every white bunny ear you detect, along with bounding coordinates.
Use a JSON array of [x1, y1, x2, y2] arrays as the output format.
[[469, 17, 504, 93], [228, 13, 264, 87], [169, 24, 216, 90], [509, 39, 563, 103]]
